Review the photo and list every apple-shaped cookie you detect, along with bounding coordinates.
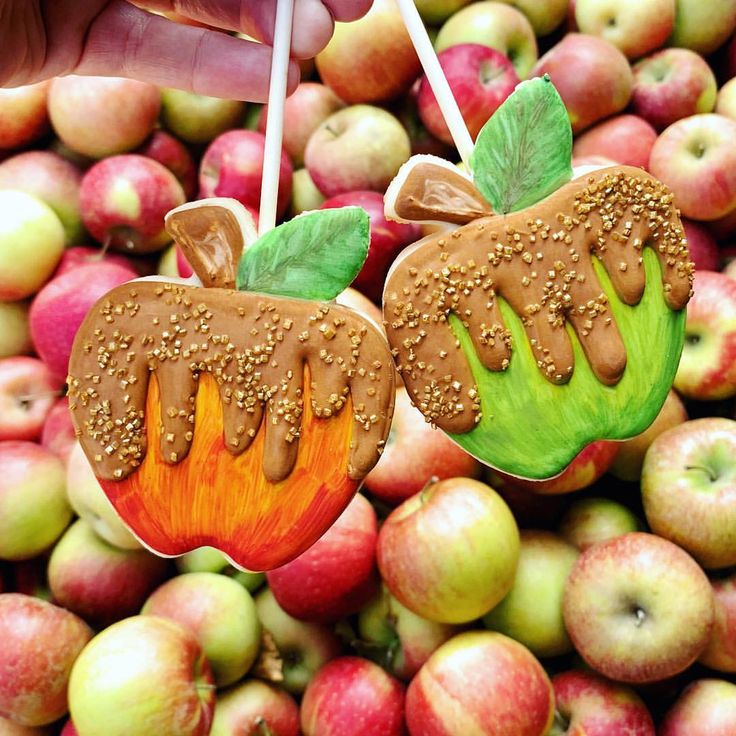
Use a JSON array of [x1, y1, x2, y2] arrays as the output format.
[[383, 77, 692, 479], [67, 200, 394, 571]]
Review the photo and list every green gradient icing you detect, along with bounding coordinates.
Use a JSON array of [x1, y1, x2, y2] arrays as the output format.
[[449, 250, 685, 479]]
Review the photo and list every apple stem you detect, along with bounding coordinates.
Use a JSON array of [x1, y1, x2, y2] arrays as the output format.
[[258, 0, 295, 236], [685, 464, 718, 482], [419, 475, 440, 504], [393, 0, 474, 166], [98, 233, 112, 260], [16, 389, 63, 405], [255, 718, 276, 736]]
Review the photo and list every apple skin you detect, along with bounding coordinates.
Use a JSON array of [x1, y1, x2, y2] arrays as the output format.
[[631, 48, 717, 132], [0, 151, 83, 244], [0, 441, 71, 561], [315, 0, 421, 104], [549, 670, 655, 736], [66, 441, 141, 551], [174, 547, 265, 593], [483, 530, 579, 658], [0, 82, 50, 151], [417, 44, 520, 145], [406, 631, 555, 736], [290, 168, 326, 216], [0, 356, 61, 442], [199, 130, 293, 221], [716, 76, 736, 121], [48, 76, 160, 159], [266, 493, 379, 623], [0, 190, 65, 301], [259, 82, 346, 168], [641, 417, 736, 569], [320, 191, 420, 303], [673, 271, 736, 400], [142, 572, 261, 688], [254, 588, 342, 694], [41, 397, 78, 467], [562, 532, 714, 684], [572, 115, 657, 170], [304, 105, 411, 199], [668, 0, 736, 55], [699, 573, 736, 671], [435, 1, 539, 79], [48, 518, 170, 627], [559, 497, 642, 552], [0, 594, 92, 727], [363, 386, 481, 506], [609, 389, 688, 482], [574, 0, 675, 60], [210, 680, 300, 736], [159, 88, 245, 145], [659, 679, 736, 736], [494, 0, 569, 36], [53, 246, 136, 278], [29, 262, 137, 380], [68, 616, 215, 736], [136, 130, 197, 199], [533, 34, 633, 133], [0, 301, 31, 359], [301, 657, 406, 736], [377, 477, 520, 624], [0, 716, 53, 735], [681, 218, 719, 271], [79, 154, 185, 253], [649, 114, 736, 221]]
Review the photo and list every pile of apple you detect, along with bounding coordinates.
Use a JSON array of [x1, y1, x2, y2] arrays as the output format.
[[2, 0, 736, 734]]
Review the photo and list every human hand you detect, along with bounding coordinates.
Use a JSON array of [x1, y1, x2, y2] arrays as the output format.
[[0, 0, 373, 101]]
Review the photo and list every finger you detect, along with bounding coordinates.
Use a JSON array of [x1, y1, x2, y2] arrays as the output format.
[[322, 0, 374, 21], [74, 0, 299, 101]]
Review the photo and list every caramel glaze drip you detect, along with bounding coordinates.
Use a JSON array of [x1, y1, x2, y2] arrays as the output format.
[[383, 166, 694, 435], [67, 282, 395, 484]]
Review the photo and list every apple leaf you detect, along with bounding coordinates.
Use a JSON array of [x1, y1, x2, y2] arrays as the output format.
[[470, 75, 573, 214], [236, 207, 370, 300]]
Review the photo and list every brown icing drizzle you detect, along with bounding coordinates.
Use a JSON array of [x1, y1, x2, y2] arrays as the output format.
[[383, 166, 694, 435], [67, 282, 395, 483]]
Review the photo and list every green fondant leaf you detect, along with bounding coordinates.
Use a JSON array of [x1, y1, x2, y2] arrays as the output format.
[[470, 75, 573, 214], [236, 207, 370, 300]]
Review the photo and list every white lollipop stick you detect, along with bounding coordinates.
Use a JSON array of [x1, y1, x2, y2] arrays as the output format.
[[394, 0, 474, 167], [258, 0, 296, 236]]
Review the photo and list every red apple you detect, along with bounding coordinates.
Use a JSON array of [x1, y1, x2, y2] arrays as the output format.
[[266, 493, 379, 623], [305, 105, 411, 198], [649, 114, 736, 221], [0, 151, 83, 244], [406, 631, 555, 736], [533, 33, 633, 133], [68, 616, 215, 736], [572, 115, 657, 170], [40, 397, 77, 466], [574, 0, 675, 60], [59, 723, 77, 736], [142, 572, 261, 688], [0, 441, 71, 561], [417, 44, 519, 145], [136, 130, 197, 199], [563, 532, 714, 683], [199, 130, 292, 220], [159, 89, 245, 145], [674, 270, 736, 400], [699, 572, 736, 672], [210, 680, 300, 736], [0, 301, 31, 359], [364, 386, 481, 506], [660, 679, 736, 736], [301, 657, 406, 736], [550, 669, 655, 735], [320, 190, 420, 303], [48, 519, 170, 627], [0, 716, 53, 735], [79, 154, 185, 253], [0, 594, 92, 726], [29, 261, 137, 379], [315, 0, 421, 104], [0, 357, 61, 442], [377, 477, 520, 624], [53, 246, 136, 277], [631, 48, 717, 132], [682, 218, 719, 271], [0, 82, 50, 151], [48, 77, 160, 159], [259, 82, 346, 167]]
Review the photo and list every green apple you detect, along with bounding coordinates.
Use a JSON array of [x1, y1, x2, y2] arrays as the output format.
[[377, 477, 520, 624], [0, 301, 31, 358], [160, 89, 245, 145], [496, 0, 569, 36], [668, 0, 736, 55], [414, 0, 472, 25], [175, 546, 265, 593], [290, 168, 326, 216], [483, 530, 579, 657], [559, 497, 642, 552]]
